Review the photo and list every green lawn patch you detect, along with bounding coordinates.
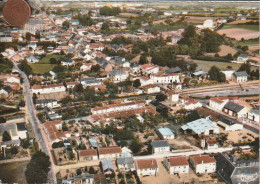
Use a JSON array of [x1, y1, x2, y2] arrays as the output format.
[[39, 54, 64, 64], [0, 161, 29, 183], [222, 24, 259, 31], [29, 64, 56, 74], [234, 38, 259, 47]]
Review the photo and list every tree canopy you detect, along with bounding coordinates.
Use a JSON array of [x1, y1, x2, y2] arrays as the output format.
[[100, 6, 121, 16], [25, 151, 51, 183], [18, 60, 33, 76], [208, 66, 226, 82]]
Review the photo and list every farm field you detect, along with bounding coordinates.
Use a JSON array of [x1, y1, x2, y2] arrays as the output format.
[[29, 63, 56, 74], [39, 54, 64, 64], [192, 59, 243, 71], [221, 23, 259, 31], [217, 28, 259, 40], [0, 161, 29, 183], [217, 45, 237, 57], [235, 38, 259, 47]]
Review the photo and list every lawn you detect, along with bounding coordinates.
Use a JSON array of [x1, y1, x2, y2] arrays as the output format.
[[29, 64, 56, 74], [39, 54, 64, 64], [191, 59, 244, 71], [0, 161, 29, 183], [234, 38, 259, 47], [221, 24, 259, 31]]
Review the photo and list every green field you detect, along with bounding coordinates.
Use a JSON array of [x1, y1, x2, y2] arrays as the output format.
[[0, 161, 29, 183], [39, 54, 64, 64], [192, 60, 243, 71], [222, 24, 259, 31], [30, 64, 56, 74], [235, 38, 259, 47]]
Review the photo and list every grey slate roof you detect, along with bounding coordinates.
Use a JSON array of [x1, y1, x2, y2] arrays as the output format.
[[165, 67, 182, 74], [96, 57, 109, 69], [110, 69, 126, 76], [117, 157, 134, 165], [249, 108, 259, 115], [215, 153, 259, 184], [224, 102, 244, 113], [16, 122, 27, 131], [79, 77, 100, 84], [219, 117, 238, 126], [234, 71, 248, 77], [151, 140, 170, 148], [101, 158, 114, 171], [35, 99, 57, 104]]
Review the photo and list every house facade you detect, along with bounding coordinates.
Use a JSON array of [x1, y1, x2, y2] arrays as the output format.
[[98, 146, 122, 159], [78, 149, 98, 161], [164, 156, 189, 174], [189, 155, 216, 174], [151, 140, 170, 153], [135, 159, 159, 176]]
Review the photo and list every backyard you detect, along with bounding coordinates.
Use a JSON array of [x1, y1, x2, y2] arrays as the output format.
[[29, 63, 56, 74], [0, 161, 29, 183]]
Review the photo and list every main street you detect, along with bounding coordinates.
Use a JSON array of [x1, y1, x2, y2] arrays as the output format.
[[12, 62, 56, 184]]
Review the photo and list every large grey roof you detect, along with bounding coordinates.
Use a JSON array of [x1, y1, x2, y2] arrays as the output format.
[[110, 69, 126, 76], [151, 140, 170, 148], [224, 102, 244, 113], [35, 99, 57, 104], [16, 122, 27, 131], [117, 157, 134, 165], [101, 158, 114, 171], [219, 117, 238, 126], [79, 77, 99, 83], [234, 71, 248, 77], [165, 67, 182, 74]]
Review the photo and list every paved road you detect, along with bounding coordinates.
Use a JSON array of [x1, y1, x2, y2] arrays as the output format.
[[0, 157, 31, 164], [12, 62, 56, 184]]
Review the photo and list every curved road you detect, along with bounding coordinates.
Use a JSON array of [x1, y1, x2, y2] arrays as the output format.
[[13, 62, 56, 184]]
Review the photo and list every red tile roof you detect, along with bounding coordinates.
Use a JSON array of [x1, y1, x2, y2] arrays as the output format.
[[135, 159, 158, 169], [168, 156, 189, 167], [79, 149, 97, 157], [191, 155, 216, 164], [98, 146, 122, 155]]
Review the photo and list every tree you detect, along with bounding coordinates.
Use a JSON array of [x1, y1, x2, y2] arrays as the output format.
[[50, 58, 57, 64], [62, 21, 70, 28], [25, 32, 31, 41], [89, 166, 96, 174], [18, 60, 33, 76], [35, 32, 41, 39], [73, 83, 84, 93], [91, 64, 101, 72], [101, 21, 110, 31], [21, 139, 30, 149], [25, 151, 51, 183], [0, 117, 6, 124], [156, 93, 167, 101], [18, 100, 25, 107], [139, 54, 148, 65], [208, 66, 226, 82], [129, 138, 142, 154], [238, 63, 251, 75], [133, 79, 141, 88], [32, 93, 37, 104], [10, 146, 18, 155], [2, 131, 11, 141], [189, 63, 198, 73]]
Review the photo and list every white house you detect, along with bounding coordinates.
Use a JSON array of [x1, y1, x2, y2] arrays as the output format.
[[189, 155, 216, 174], [223, 101, 247, 118], [165, 156, 189, 174], [79, 77, 101, 87], [157, 127, 175, 140], [78, 149, 98, 161], [248, 109, 259, 123], [7, 75, 20, 84], [151, 140, 170, 154], [209, 97, 229, 111], [181, 118, 220, 135], [32, 84, 66, 94], [109, 69, 128, 82], [134, 76, 153, 87], [221, 69, 235, 81], [237, 54, 249, 63], [140, 64, 159, 74], [61, 58, 75, 66], [197, 19, 215, 30], [80, 63, 92, 71], [141, 84, 160, 94], [206, 140, 219, 150], [135, 159, 159, 176], [151, 73, 180, 84], [117, 157, 135, 172], [98, 146, 122, 159], [26, 55, 40, 63], [232, 71, 248, 83], [91, 100, 146, 115], [216, 118, 243, 131], [184, 99, 202, 110], [35, 99, 60, 108]]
